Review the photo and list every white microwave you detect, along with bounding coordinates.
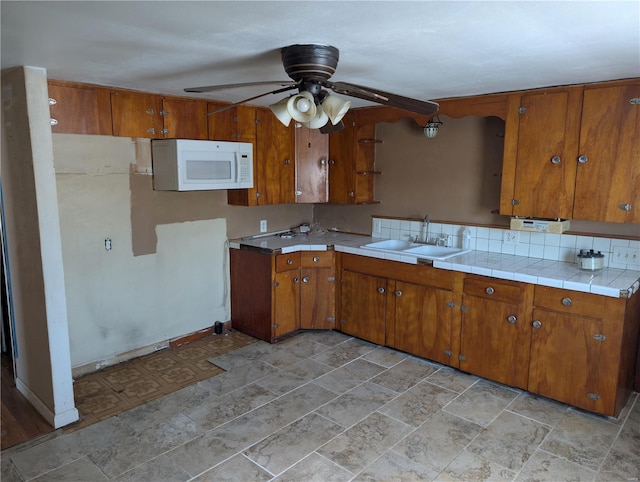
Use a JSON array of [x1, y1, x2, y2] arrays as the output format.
[[151, 139, 254, 191]]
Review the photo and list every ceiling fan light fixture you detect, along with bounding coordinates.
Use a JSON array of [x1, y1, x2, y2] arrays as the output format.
[[269, 96, 293, 126], [423, 115, 443, 138], [287, 91, 317, 122], [305, 105, 330, 129], [322, 95, 351, 125]]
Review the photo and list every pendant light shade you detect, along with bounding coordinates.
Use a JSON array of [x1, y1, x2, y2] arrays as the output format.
[[305, 106, 329, 129], [287, 91, 317, 123], [423, 115, 443, 138], [269, 97, 293, 126], [322, 95, 351, 125]]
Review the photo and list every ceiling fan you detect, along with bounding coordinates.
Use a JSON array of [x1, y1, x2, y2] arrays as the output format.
[[185, 44, 439, 133]]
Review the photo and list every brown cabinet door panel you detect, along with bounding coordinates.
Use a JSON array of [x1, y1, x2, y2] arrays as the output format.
[[528, 308, 606, 413], [573, 83, 640, 223], [273, 270, 300, 338], [256, 109, 295, 205], [328, 113, 356, 204], [300, 267, 335, 329], [340, 270, 386, 345], [460, 296, 530, 388], [111, 91, 163, 138], [391, 281, 453, 365], [48, 83, 112, 135], [162, 98, 207, 139], [295, 125, 329, 203]]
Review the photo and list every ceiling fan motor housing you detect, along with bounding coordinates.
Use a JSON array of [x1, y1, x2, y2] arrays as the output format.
[[281, 44, 339, 82]]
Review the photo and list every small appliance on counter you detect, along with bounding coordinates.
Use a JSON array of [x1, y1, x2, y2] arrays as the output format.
[[577, 249, 605, 271]]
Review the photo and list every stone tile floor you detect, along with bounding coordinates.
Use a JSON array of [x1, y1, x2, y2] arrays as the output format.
[[1, 330, 639, 481]]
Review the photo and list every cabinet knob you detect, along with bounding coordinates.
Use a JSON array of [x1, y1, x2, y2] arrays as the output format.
[[293, 277, 299, 283], [550, 155, 561, 165], [395, 290, 403, 297], [348, 191, 355, 197], [561, 297, 572, 306], [618, 203, 632, 211], [507, 315, 517, 323], [302, 277, 310, 283], [485, 287, 495, 295], [328, 159, 335, 165], [284, 158, 291, 165], [377, 287, 385, 294], [578, 155, 588, 164], [287, 258, 293, 265], [313, 256, 320, 262], [532, 320, 542, 329]]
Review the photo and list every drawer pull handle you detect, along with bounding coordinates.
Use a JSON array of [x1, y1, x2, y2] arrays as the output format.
[[561, 297, 572, 306], [532, 320, 542, 329], [287, 259, 293, 265], [377, 287, 385, 294], [395, 290, 403, 297], [313, 256, 320, 262], [302, 277, 310, 283], [507, 315, 517, 323], [485, 287, 495, 295]]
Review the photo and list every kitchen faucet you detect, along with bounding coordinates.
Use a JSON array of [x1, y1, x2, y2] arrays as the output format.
[[422, 215, 430, 244], [413, 214, 450, 247]]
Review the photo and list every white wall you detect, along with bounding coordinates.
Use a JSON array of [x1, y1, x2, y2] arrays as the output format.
[[54, 136, 231, 369]]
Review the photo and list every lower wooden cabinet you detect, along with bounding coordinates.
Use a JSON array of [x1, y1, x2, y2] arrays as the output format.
[[340, 270, 387, 345], [459, 275, 533, 389], [230, 249, 335, 342]]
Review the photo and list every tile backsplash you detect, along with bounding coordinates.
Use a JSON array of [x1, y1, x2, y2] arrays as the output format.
[[372, 217, 640, 271]]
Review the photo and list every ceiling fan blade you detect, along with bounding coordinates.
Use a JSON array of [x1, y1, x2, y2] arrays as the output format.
[[205, 85, 298, 115], [185, 80, 297, 93], [325, 81, 439, 116]]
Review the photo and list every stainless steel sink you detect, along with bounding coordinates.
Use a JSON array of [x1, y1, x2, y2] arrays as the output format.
[[361, 239, 470, 261]]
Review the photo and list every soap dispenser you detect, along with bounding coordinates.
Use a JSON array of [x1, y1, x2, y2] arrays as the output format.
[[462, 227, 472, 250]]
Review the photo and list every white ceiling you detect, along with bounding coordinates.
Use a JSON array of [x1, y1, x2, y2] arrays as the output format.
[[2, 1, 639, 108]]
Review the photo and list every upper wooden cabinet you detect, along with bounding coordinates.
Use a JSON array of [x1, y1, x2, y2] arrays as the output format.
[[573, 82, 640, 223], [500, 79, 640, 223], [328, 111, 378, 204], [111, 91, 208, 139], [207, 103, 256, 143], [295, 125, 329, 203], [47, 81, 112, 135]]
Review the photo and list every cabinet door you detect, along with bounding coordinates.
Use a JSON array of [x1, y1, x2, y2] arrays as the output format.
[[390, 281, 454, 365], [459, 296, 530, 388], [300, 267, 335, 329], [340, 270, 386, 345], [208, 103, 257, 143], [529, 309, 606, 413], [255, 108, 295, 204], [162, 98, 207, 139], [328, 112, 356, 203], [47, 82, 112, 135], [295, 125, 328, 203], [111, 91, 163, 138], [508, 89, 581, 218], [573, 82, 640, 223], [273, 270, 300, 339]]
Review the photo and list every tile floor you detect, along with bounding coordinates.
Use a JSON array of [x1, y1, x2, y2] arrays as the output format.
[[1, 330, 639, 481]]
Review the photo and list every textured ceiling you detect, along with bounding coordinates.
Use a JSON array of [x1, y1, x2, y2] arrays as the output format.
[[2, 1, 639, 108]]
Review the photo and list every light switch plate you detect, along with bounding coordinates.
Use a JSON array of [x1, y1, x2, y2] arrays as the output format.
[[260, 220, 267, 233], [612, 246, 640, 266], [372, 218, 381, 235]]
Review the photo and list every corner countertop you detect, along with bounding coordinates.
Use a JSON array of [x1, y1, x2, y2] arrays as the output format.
[[230, 232, 640, 298]]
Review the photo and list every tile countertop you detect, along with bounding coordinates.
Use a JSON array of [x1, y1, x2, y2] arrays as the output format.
[[230, 232, 640, 299]]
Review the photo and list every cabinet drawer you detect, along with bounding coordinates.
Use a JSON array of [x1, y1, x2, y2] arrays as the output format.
[[301, 251, 334, 268], [275, 253, 301, 272], [463, 275, 524, 304], [534, 285, 606, 318]]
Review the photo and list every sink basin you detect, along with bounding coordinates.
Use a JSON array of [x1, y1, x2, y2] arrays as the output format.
[[362, 239, 418, 250], [361, 239, 470, 261], [403, 245, 471, 260]]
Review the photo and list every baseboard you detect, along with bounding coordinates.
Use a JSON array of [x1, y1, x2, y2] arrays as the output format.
[[15, 377, 79, 429], [71, 321, 232, 378]]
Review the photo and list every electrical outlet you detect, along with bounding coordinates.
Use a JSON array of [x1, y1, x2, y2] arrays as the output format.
[[612, 246, 640, 266], [503, 230, 520, 245], [260, 219, 267, 233], [372, 218, 381, 235]]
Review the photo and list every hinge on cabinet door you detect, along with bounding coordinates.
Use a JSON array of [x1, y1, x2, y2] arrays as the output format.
[[447, 301, 455, 308], [273, 281, 279, 288], [444, 350, 453, 357], [146, 108, 155, 115], [587, 392, 600, 401], [340, 278, 346, 284], [327, 276, 336, 282], [511, 199, 520, 206], [460, 305, 469, 312], [295, 190, 303, 196], [147, 128, 156, 135], [630, 98, 640, 105], [273, 323, 279, 329], [50, 118, 58, 126], [327, 317, 335, 322], [160, 110, 169, 116], [518, 107, 527, 115], [256, 192, 262, 198], [458, 354, 467, 361], [618, 203, 632, 211], [593, 334, 606, 342], [49, 97, 57, 105], [161, 128, 169, 135]]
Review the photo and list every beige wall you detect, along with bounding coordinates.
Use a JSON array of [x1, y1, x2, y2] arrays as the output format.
[[53, 134, 312, 368]]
